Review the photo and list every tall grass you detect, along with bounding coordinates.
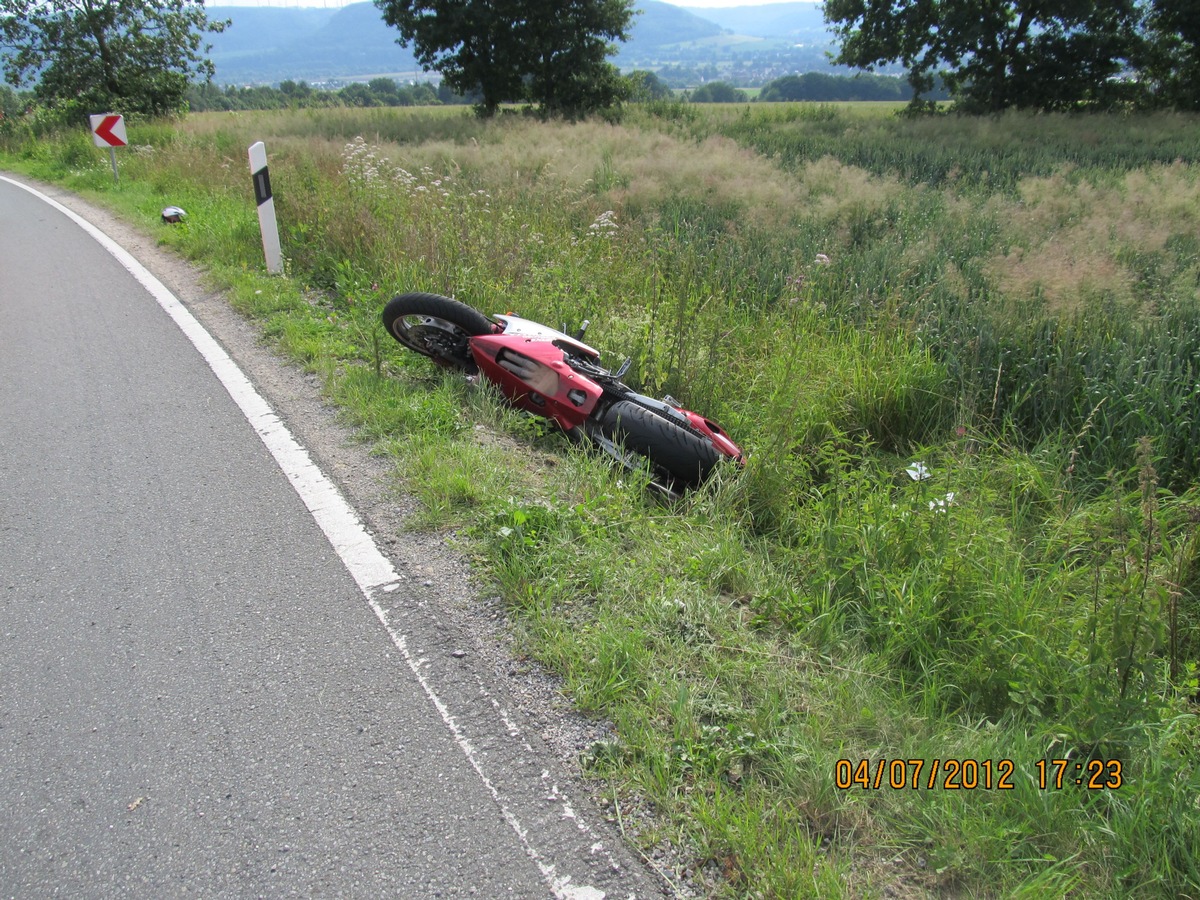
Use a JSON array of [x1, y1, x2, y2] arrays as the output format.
[[4, 104, 1198, 898], [684, 104, 1200, 490]]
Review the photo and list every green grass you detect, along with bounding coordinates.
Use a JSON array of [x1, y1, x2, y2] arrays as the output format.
[[4, 104, 1198, 899]]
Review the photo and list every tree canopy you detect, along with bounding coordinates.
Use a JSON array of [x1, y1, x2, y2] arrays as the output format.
[[0, 0, 226, 118], [758, 72, 951, 103], [373, 0, 633, 117], [625, 70, 672, 102], [1139, 0, 1200, 110], [823, 0, 1196, 112], [688, 82, 747, 103]]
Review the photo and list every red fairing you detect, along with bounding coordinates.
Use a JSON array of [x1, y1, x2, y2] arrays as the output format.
[[679, 409, 745, 462], [471, 334, 603, 430]]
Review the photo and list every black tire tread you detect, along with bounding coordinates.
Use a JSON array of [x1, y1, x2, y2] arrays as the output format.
[[601, 399, 721, 487]]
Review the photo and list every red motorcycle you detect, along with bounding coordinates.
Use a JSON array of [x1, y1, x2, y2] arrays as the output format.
[[381, 293, 744, 495]]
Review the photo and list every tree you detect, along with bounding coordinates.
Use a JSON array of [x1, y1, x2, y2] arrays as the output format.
[[688, 82, 747, 103], [373, 0, 633, 118], [1138, 0, 1200, 110], [366, 77, 400, 105], [824, 0, 1143, 113], [520, 0, 632, 116], [339, 83, 378, 108], [626, 70, 671, 101], [408, 82, 440, 105], [0, 83, 26, 119], [0, 0, 227, 118], [279, 80, 314, 107], [759, 72, 911, 103]]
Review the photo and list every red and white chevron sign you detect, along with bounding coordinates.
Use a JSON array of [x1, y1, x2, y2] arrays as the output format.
[[89, 114, 128, 148]]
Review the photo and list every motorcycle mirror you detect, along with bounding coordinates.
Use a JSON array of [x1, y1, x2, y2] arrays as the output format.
[[562, 320, 591, 341]]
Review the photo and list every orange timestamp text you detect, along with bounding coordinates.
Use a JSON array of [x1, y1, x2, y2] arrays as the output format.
[[836, 758, 1015, 790], [835, 757, 1124, 790]]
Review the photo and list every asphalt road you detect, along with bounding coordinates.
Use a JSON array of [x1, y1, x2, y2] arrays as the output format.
[[0, 176, 654, 899]]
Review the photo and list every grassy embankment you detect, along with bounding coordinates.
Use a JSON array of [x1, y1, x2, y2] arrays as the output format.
[[4, 103, 1198, 898]]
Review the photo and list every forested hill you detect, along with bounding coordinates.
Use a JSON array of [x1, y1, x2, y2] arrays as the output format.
[[205, 1, 835, 86], [679, 2, 827, 36]]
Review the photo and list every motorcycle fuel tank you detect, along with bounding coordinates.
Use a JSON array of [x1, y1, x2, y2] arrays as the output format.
[[470, 333, 603, 430]]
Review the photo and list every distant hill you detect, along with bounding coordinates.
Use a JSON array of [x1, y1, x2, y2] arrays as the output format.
[[206, 4, 418, 84], [628, 2, 724, 47], [680, 2, 827, 40], [204, 7, 335, 57], [205, 1, 838, 87]]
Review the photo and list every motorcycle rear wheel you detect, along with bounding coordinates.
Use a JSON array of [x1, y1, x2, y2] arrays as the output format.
[[600, 400, 721, 489], [382, 292, 494, 374]]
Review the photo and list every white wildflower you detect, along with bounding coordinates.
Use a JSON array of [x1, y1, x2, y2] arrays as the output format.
[[585, 210, 618, 239], [905, 461, 931, 481], [929, 492, 956, 513]]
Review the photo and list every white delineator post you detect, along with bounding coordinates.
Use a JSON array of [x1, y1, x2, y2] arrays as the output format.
[[248, 141, 283, 275]]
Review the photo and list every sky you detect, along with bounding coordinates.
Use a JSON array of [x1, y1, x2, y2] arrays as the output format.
[[210, 0, 814, 8], [665, 0, 815, 6]]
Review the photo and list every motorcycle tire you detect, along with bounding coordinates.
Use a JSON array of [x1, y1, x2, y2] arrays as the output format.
[[600, 399, 722, 488], [381, 292, 494, 374]]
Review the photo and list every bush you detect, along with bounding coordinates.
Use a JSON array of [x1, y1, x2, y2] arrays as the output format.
[[689, 82, 748, 103]]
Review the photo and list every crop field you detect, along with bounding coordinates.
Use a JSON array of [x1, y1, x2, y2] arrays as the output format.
[[4, 102, 1199, 898]]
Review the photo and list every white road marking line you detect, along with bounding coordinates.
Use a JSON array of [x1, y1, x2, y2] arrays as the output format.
[[5, 175, 611, 900]]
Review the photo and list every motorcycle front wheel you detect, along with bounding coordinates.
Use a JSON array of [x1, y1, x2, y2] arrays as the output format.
[[381, 292, 494, 374], [600, 400, 722, 489]]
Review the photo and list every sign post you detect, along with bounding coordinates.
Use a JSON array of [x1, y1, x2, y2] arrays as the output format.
[[248, 141, 283, 275], [89, 114, 127, 184]]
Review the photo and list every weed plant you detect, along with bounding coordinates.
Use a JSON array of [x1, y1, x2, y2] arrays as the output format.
[[4, 104, 1198, 898]]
